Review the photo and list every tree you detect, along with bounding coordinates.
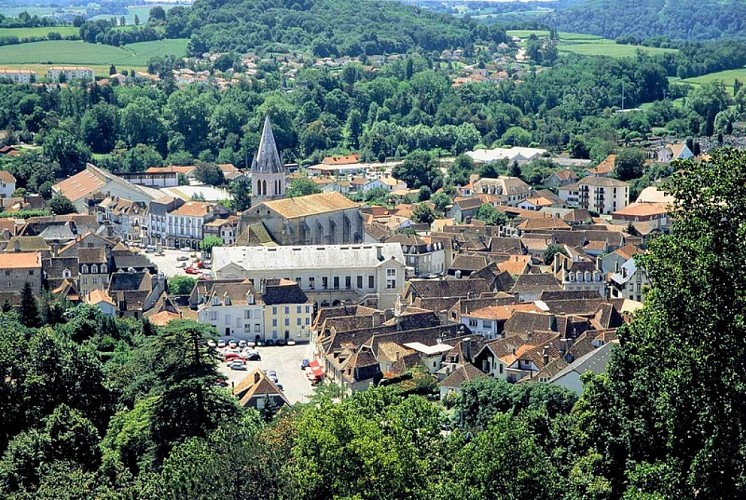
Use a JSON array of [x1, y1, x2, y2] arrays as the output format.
[[501, 126, 532, 147], [431, 192, 452, 213], [148, 320, 240, 464], [584, 149, 746, 497], [134, 14, 140, 25], [543, 244, 568, 265], [614, 148, 646, 181], [418, 186, 432, 201], [474, 203, 507, 226], [149, 6, 166, 23], [411, 203, 435, 224], [228, 178, 251, 211], [287, 178, 321, 198], [49, 196, 77, 215], [18, 282, 40, 328], [194, 163, 225, 186], [109, 65, 116, 75], [42, 130, 91, 178], [177, 173, 190, 186], [81, 103, 119, 154], [448, 154, 474, 186], [168, 276, 197, 296], [392, 150, 443, 190], [685, 82, 732, 136], [199, 235, 223, 255]]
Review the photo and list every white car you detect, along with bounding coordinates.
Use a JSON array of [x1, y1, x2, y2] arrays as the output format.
[[176, 262, 187, 268], [207, 340, 216, 348], [217, 339, 226, 348]]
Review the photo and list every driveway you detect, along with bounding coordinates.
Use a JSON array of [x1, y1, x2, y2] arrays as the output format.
[[216, 342, 316, 404]]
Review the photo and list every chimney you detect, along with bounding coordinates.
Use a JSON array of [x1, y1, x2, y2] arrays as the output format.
[[462, 337, 472, 363], [254, 371, 260, 384], [376, 245, 383, 261], [52, 243, 58, 257], [542, 345, 550, 366]]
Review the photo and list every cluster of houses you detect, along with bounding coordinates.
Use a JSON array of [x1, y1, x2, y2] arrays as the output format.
[[0, 117, 694, 405]]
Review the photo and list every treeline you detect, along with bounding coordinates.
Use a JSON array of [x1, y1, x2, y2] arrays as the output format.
[[0, 11, 61, 28], [78, 19, 162, 46], [0, 32, 80, 46], [185, 0, 510, 56], [547, 0, 746, 40]]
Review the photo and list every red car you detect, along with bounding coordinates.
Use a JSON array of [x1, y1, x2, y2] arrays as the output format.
[[185, 266, 200, 274]]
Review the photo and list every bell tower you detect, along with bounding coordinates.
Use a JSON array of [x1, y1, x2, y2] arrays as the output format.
[[251, 115, 286, 206]]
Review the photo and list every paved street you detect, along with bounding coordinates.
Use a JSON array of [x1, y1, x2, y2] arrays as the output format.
[[216, 342, 316, 404]]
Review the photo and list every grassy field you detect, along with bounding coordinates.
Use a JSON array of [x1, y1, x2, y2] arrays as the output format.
[[508, 30, 677, 58], [0, 38, 188, 74], [0, 26, 80, 38], [678, 68, 746, 90], [558, 41, 677, 58], [0, 4, 178, 26]]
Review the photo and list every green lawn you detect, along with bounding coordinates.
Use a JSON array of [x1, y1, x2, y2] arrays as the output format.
[[0, 39, 188, 67], [0, 26, 80, 38]]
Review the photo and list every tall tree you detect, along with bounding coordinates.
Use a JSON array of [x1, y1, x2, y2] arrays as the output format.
[[18, 282, 39, 328]]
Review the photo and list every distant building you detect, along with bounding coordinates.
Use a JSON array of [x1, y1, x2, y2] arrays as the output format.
[[46, 66, 94, 82], [472, 176, 531, 207], [213, 243, 406, 310], [0, 251, 42, 296], [543, 169, 578, 189], [0, 68, 36, 84], [0, 171, 16, 198], [466, 147, 547, 164], [656, 143, 693, 163], [165, 201, 225, 250], [559, 177, 630, 215]]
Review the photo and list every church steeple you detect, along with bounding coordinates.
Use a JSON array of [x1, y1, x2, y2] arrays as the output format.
[[252, 115, 284, 174], [251, 115, 286, 206]]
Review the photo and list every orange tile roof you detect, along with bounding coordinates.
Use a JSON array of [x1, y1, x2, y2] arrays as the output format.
[[468, 302, 541, 321], [145, 165, 195, 174], [498, 255, 531, 275], [170, 201, 213, 217], [588, 155, 616, 174], [148, 310, 181, 326], [322, 154, 360, 165], [0, 171, 16, 183], [262, 192, 359, 219], [612, 202, 669, 217], [0, 251, 41, 269], [87, 289, 115, 305], [53, 168, 106, 202]]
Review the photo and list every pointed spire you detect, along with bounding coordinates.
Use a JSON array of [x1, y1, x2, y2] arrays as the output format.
[[251, 115, 284, 174]]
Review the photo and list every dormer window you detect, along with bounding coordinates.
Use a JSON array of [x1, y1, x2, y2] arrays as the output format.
[[91, 264, 98, 274], [101, 264, 107, 273], [212, 296, 220, 306], [81, 265, 89, 274], [62, 269, 71, 279], [247, 293, 255, 305]]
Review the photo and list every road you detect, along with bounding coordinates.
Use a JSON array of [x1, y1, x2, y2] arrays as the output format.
[[216, 343, 316, 404]]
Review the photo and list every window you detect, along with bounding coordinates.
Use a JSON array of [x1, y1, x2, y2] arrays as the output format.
[[244, 310, 252, 320], [209, 311, 218, 321], [272, 306, 277, 315], [284, 318, 289, 326], [305, 317, 310, 325], [92, 277, 98, 285], [254, 324, 260, 332], [468, 319, 478, 327], [333, 276, 339, 289], [322, 277, 328, 289], [305, 306, 310, 313], [386, 268, 396, 278], [499, 364, 503, 374], [309, 277, 315, 290], [272, 319, 277, 327], [284, 306, 289, 314], [296, 306, 301, 314], [345, 276, 351, 289], [297, 317, 302, 325], [357, 276, 363, 289], [82, 277, 87, 285], [81, 265, 88, 274], [368, 275, 375, 289], [386, 269, 397, 289]]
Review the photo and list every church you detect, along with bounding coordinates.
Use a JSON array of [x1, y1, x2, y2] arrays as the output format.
[[238, 116, 364, 246]]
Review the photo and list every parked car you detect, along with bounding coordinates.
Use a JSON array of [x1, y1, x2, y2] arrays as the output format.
[[176, 255, 189, 261], [181, 246, 191, 252], [145, 245, 156, 253], [185, 266, 200, 274], [238, 340, 247, 348], [287, 340, 296, 346], [229, 361, 247, 371], [276, 383, 284, 392], [275, 338, 286, 346], [224, 352, 245, 362], [265, 339, 275, 346], [207, 340, 216, 348], [195, 261, 205, 269], [301, 358, 310, 370], [266, 370, 278, 383], [228, 340, 238, 348], [176, 262, 187, 268], [217, 339, 226, 348], [245, 350, 261, 361], [203, 261, 212, 269]]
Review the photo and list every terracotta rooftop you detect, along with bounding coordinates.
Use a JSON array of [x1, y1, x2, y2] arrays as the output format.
[[170, 201, 213, 217], [260, 192, 359, 219], [0, 251, 41, 269]]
